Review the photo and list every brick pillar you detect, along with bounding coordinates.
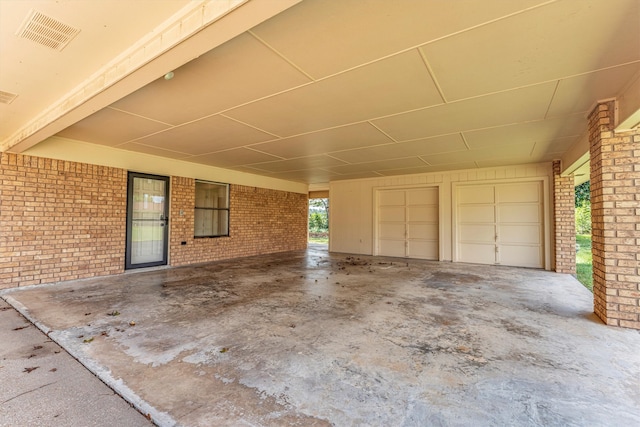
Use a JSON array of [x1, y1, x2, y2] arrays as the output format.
[[589, 100, 640, 329], [552, 160, 577, 274]]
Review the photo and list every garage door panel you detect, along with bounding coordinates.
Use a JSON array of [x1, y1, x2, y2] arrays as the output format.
[[458, 186, 494, 204], [499, 204, 540, 223], [459, 205, 495, 223], [457, 181, 544, 268], [408, 240, 438, 259], [408, 223, 438, 240], [459, 243, 496, 264], [379, 206, 405, 222], [496, 183, 540, 203], [407, 206, 438, 221], [378, 239, 405, 257], [379, 190, 405, 206], [406, 188, 438, 205], [499, 224, 541, 244], [459, 224, 495, 243], [376, 187, 439, 260], [499, 245, 542, 268], [379, 223, 405, 239]]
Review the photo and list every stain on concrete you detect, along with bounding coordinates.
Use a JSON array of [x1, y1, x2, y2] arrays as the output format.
[[425, 271, 483, 288], [3, 246, 640, 426], [500, 319, 542, 338]]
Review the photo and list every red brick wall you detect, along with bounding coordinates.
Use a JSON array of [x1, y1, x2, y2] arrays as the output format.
[[552, 160, 576, 274], [589, 101, 640, 329], [0, 153, 126, 288], [1, 154, 308, 289], [169, 177, 308, 266]]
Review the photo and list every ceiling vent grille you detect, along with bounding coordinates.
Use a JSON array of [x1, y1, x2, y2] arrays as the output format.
[[16, 10, 80, 51], [0, 91, 18, 105]]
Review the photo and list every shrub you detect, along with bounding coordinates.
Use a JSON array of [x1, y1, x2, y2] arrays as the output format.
[[575, 204, 591, 234], [309, 212, 328, 233]]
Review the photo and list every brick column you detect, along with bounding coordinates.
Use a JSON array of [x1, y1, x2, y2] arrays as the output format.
[[589, 101, 640, 329], [552, 160, 576, 274]]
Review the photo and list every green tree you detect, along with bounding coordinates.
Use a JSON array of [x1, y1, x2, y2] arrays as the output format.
[[309, 212, 325, 232], [575, 181, 590, 207], [308, 198, 329, 233], [575, 181, 591, 234]]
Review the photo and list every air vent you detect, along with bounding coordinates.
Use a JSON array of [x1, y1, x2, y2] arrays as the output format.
[[16, 10, 80, 51], [0, 91, 18, 105]]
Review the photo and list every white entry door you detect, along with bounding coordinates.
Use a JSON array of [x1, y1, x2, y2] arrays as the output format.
[[456, 181, 544, 268], [377, 187, 439, 260]]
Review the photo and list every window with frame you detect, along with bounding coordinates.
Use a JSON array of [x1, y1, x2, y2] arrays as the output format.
[[194, 180, 229, 237]]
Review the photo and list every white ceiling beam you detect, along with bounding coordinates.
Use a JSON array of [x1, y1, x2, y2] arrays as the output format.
[[2, 0, 302, 153], [560, 131, 589, 177]]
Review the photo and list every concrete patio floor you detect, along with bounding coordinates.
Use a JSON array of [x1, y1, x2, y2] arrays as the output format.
[[2, 245, 639, 426], [0, 299, 151, 427]]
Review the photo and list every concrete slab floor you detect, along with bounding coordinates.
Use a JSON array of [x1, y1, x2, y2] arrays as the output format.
[[0, 300, 151, 427], [2, 246, 639, 427]]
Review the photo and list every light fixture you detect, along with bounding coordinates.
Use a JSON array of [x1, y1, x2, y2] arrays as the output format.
[[164, 71, 174, 80]]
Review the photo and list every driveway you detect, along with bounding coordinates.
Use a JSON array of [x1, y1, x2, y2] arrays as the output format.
[[3, 246, 640, 426]]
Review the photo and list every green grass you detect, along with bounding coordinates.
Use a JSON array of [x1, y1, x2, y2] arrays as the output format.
[[308, 236, 329, 244], [576, 234, 593, 291]]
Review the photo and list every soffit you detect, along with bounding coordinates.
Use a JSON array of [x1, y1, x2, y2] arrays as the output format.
[[249, 123, 393, 159], [223, 49, 444, 136], [249, 0, 550, 80], [463, 114, 586, 149], [421, 0, 640, 101], [0, 0, 192, 140], [117, 142, 193, 160], [56, 108, 171, 146], [109, 32, 312, 126], [190, 147, 282, 168], [247, 154, 348, 173], [371, 83, 558, 142], [418, 142, 536, 166], [546, 63, 640, 118], [131, 114, 276, 155], [5, 0, 638, 185], [531, 137, 576, 159], [326, 157, 430, 175], [268, 168, 344, 183], [329, 134, 468, 164]]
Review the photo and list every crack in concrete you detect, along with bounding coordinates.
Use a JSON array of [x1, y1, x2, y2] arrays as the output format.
[[2, 381, 58, 404]]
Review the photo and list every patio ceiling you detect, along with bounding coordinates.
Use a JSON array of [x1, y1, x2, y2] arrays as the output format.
[[1, 0, 639, 185]]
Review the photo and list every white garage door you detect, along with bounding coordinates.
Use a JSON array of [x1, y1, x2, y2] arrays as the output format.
[[456, 181, 544, 268], [377, 187, 438, 260]]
